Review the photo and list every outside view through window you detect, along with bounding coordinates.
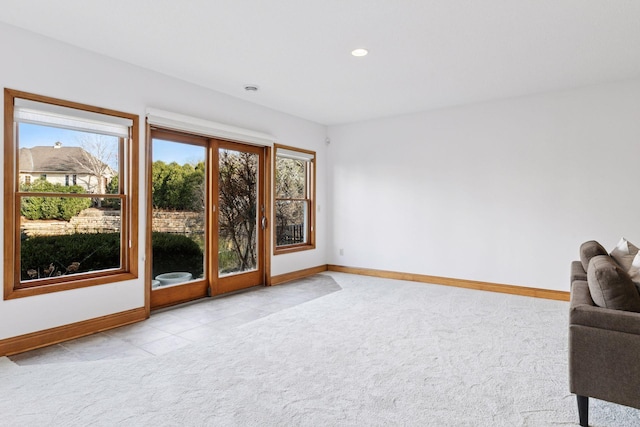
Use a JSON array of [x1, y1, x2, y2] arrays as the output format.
[[18, 121, 302, 289], [151, 139, 205, 288], [275, 155, 308, 247], [218, 149, 259, 275], [151, 140, 259, 289], [18, 122, 123, 283]]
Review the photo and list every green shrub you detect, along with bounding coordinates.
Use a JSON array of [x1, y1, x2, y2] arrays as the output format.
[[101, 176, 121, 209], [21, 179, 91, 221], [152, 232, 204, 279], [152, 161, 205, 211], [21, 233, 120, 280], [21, 232, 205, 282]]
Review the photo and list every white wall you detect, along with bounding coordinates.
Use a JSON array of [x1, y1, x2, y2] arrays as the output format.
[[0, 23, 327, 340], [327, 79, 640, 291], [3, 21, 639, 342]]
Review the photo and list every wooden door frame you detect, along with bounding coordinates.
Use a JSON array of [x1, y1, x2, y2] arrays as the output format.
[[212, 139, 267, 296], [145, 124, 272, 312], [146, 127, 210, 310]]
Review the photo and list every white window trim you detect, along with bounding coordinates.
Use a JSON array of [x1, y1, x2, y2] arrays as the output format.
[[276, 147, 315, 162], [15, 98, 132, 138]]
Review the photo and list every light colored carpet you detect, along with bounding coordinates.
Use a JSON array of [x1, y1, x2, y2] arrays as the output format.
[[1, 272, 639, 426]]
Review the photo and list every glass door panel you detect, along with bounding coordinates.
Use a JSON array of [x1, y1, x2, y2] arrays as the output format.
[[150, 131, 209, 308], [148, 130, 266, 307], [214, 141, 264, 295], [218, 148, 259, 275]]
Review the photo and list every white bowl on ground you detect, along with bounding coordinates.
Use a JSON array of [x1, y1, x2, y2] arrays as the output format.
[[155, 272, 193, 287]]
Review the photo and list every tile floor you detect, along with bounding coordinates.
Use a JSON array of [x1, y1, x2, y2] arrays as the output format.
[[8, 274, 341, 366]]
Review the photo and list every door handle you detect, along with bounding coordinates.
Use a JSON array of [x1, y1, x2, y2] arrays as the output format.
[[261, 216, 267, 230]]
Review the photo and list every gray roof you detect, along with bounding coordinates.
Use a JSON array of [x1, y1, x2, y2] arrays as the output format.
[[19, 146, 101, 174]]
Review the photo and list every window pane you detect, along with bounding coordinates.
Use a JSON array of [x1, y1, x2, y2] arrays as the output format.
[[275, 157, 306, 198], [275, 200, 307, 246], [218, 149, 259, 275], [18, 122, 119, 196], [274, 145, 315, 252], [20, 178, 88, 199], [151, 139, 206, 288], [6, 90, 138, 297], [21, 196, 92, 222], [20, 198, 122, 281]]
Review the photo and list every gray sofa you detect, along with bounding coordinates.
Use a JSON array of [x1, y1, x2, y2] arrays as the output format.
[[569, 240, 640, 426]]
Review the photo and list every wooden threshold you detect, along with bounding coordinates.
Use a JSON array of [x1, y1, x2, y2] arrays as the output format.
[[0, 307, 147, 357], [328, 265, 570, 301]]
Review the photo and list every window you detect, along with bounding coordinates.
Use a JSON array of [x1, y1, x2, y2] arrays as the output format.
[[273, 144, 315, 253], [4, 89, 139, 299]]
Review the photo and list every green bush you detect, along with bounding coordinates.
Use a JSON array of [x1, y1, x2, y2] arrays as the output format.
[[101, 175, 121, 209], [152, 161, 205, 211], [21, 232, 205, 281], [21, 179, 91, 221], [21, 233, 120, 280], [152, 232, 204, 279]]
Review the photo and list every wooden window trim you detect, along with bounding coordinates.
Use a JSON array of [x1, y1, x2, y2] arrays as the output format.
[[273, 143, 316, 255], [3, 88, 139, 300]]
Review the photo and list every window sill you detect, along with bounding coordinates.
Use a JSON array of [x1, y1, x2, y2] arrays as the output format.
[[274, 244, 316, 256], [5, 271, 138, 300]]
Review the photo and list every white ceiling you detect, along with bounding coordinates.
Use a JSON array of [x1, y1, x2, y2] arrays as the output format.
[[2, 1, 640, 125]]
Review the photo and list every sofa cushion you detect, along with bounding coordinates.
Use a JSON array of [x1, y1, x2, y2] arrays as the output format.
[[610, 237, 640, 271], [587, 255, 640, 312], [580, 240, 608, 271]]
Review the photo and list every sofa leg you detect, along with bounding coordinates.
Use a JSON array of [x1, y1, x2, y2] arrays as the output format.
[[577, 395, 589, 426]]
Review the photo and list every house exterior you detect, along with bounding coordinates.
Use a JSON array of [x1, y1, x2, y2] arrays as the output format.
[[19, 142, 115, 193]]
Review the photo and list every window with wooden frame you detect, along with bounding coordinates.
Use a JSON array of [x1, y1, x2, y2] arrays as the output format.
[[3, 89, 138, 299], [273, 144, 315, 254]]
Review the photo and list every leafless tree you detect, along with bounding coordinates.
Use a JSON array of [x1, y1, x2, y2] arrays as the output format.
[[73, 134, 118, 207], [218, 150, 258, 272]]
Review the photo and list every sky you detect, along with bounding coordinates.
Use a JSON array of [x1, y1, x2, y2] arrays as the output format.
[[19, 123, 97, 148], [18, 123, 204, 165], [152, 139, 205, 165]]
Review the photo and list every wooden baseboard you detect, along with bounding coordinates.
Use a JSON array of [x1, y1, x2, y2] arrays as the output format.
[[0, 307, 147, 356], [270, 265, 328, 286], [327, 265, 570, 301], [1, 266, 567, 356]]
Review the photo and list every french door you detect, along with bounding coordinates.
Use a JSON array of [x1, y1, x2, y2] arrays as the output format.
[[148, 128, 267, 309]]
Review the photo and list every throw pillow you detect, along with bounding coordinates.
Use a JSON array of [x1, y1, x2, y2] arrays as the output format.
[[579, 240, 608, 272], [629, 252, 640, 292], [587, 255, 640, 312], [610, 237, 640, 271]]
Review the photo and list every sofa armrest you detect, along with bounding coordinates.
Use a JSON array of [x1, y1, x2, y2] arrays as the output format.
[[570, 261, 587, 284], [569, 280, 640, 410], [570, 280, 640, 335]]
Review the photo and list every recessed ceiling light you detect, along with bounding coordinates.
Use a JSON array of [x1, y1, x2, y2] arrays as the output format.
[[244, 84, 259, 92], [351, 48, 368, 57]]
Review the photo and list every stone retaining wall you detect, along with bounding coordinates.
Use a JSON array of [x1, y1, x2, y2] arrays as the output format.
[[151, 210, 204, 234], [21, 208, 205, 237]]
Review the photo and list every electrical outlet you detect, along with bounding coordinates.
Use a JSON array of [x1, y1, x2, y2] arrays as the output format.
[[339, 248, 344, 256]]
